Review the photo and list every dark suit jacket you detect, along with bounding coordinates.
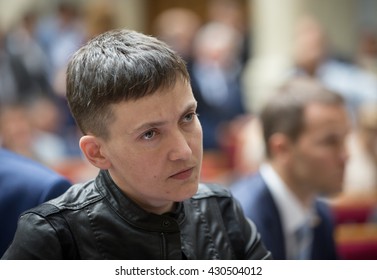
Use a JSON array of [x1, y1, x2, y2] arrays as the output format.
[[0, 148, 71, 256], [230, 172, 338, 260]]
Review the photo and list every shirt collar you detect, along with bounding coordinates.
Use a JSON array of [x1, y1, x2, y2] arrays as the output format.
[[259, 163, 315, 234]]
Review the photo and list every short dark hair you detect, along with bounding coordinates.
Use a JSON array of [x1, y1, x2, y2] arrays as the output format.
[[66, 29, 190, 138], [260, 77, 345, 158]]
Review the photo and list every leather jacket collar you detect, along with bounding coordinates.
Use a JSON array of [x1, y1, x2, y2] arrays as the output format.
[[95, 170, 186, 232]]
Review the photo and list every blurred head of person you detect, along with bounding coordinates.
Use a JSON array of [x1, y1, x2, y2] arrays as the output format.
[[207, 0, 247, 33], [192, 21, 243, 71], [293, 16, 329, 76], [355, 103, 377, 160], [356, 30, 377, 75], [28, 97, 63, 134], [261, 77, 350, 203], [83, 0, 117, 40], [0, 103, 34, 159], [153, 7, 202, 62]]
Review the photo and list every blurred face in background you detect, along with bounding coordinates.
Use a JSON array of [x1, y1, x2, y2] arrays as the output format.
[[293, 16, 328, 75], [287, 103, 350, 196], [0, 105, 34, 158]]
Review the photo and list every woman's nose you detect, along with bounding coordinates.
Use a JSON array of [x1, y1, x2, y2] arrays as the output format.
[[168, 131, 192, 161]]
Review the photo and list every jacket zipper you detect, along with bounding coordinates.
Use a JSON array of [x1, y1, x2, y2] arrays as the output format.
[[160, 232, 167, 259]]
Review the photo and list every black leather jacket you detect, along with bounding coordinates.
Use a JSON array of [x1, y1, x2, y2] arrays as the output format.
[[2, 170, 271, 260]]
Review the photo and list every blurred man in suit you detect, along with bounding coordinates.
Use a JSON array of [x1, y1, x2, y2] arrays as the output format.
[[0, 148, 70, 256], [231, 77, 350, 259]]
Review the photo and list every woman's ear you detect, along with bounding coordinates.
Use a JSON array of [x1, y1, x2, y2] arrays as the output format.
[[79, 135, 111, 170]]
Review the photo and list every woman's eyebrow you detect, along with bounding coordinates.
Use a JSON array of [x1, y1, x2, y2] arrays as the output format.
[[129, 100, 197, 135]]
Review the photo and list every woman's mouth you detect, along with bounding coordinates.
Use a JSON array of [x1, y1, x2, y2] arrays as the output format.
[[170, 167, 194, 180]]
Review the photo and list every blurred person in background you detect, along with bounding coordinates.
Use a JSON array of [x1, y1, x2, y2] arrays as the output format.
[[0, 103, 37, 160], [0, 10, 53, 105], [83, 0, 117, 41], [189, 22, 247, 153], [206, 0, 251, 69], [153, 7, 202, 66], [343, 103, 377, 195], [290, 15, 377, 119], [0, 5, 79, 163], [0, 28, 18, 105], [355, 30, 377, 78], [27, 97, 69, 166], [36, 0, 85, 95], [36, 1, 86, 157], [3, 10, 53, 103], [231, 77, 351, 259], [0, 147, 71, 257], [0, 101, 68, 167]]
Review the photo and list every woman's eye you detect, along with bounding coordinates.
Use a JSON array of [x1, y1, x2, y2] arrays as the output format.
[[184, 112, 197, 122], [142, 130, 156, 140]]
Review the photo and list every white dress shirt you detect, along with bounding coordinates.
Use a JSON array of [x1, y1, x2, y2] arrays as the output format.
[[260, 163, 315, 259]]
